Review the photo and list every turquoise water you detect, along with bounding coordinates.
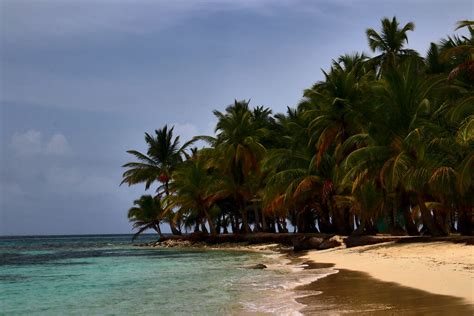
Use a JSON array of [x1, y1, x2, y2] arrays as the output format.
[[0, 235, 324, 315]]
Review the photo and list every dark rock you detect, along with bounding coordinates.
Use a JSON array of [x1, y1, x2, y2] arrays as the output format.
[[318, 237, 342, 250], [344, 235, 401, 248], [292, 236, 324, 251], [248, 264, 267, 269]]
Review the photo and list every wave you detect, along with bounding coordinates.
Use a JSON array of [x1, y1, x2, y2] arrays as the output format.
[[238, 253, 337, 315]]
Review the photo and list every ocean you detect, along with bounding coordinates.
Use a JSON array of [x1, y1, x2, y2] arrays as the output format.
[[0, 234, 331, 315]]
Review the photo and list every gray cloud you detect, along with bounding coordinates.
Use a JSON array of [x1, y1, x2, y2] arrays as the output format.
[[45, 133, 70, 155], [10, 130, 43, 156], [1, 0, 321, 42], [10, 130, 70, 156]]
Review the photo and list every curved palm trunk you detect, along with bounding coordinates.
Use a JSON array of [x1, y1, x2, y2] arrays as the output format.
[[278, 217, 288, 233], [401, 207, 419, 235], [331, 204, 352, 235], [203, 208, 217, 236], [276, 219, 284, 233], [317, 208, 333, 234], [400, 192, 419, 235], [297, 206, 317, 233], [241, 211, 250, 233], [201, 222, 209, 234], [169, 223, 181, 235], [223, 215, 229, 234], [433, 204, 450, 235], [352, 217, 377, 235], [417, 194, 446, 237], [153, 223, 163, 238], [268, 217, 276, 233], [164, 180, 181, 235]]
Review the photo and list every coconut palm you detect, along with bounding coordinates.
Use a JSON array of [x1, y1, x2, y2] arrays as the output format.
[[303, 53, 372, 166], [264, 146, 324, 233], [366, 16, 416, 74], [122, 125, 185, 234], [425, 43, 448, 75], [212, 100, 268, 233], [127, 195, 164, 240], [341, 57, 450, 235], [122, 18, 474, 237], [263, 106, 344, 233], [439, 20, 474, 82], [122, 125, 184, 193], [168, 156, 219, 235]]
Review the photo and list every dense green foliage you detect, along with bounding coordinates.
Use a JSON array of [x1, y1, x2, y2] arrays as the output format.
[[123, 17, 473, 238]]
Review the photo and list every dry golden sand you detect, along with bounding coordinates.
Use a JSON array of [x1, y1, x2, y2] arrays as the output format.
[[303, 241, 474, 303]]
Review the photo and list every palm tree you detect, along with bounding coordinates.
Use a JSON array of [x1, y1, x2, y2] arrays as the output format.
[[294, 54, 374, 234], [122, 125, 185, 234], [366, 16, 416, 75], [263, 106, 344, 234], [303, 53, 372, 166], [212, 100, 268, 233], [342, 58, 448, 235], [122, 18, 473, 237], [168, 155, 220, 235], [425, 43, 448, 75], [127, 195, 164, 240], [264, 146, 323, 233], [439, 20, 474, 82], [334, 179, 383, 235]]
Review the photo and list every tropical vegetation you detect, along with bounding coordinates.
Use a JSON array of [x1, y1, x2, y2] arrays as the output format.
[[122, 17, 473, 238]]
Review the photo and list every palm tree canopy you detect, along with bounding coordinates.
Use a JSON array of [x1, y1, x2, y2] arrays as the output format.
[[213, 100, 268, 179], [366, 16, 416, 71], [121, 125, 185, 191], [122, 18, 474, 237], [366, 16, 415, 54], [127, 195, 164, 240]]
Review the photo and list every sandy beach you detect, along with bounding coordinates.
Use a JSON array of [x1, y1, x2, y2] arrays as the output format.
[[303, 241, 474, 303], [147, 236, 473, 313]]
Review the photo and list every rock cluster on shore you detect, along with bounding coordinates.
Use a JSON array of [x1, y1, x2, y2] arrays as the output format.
[[136, 233, 474, 252], [137, 233, 345, 251]]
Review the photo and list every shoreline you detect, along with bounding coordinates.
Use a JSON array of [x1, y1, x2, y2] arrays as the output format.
[[296, 267, 473, 315], [143, 235, 473, 313], [302, 241, 474, 304]]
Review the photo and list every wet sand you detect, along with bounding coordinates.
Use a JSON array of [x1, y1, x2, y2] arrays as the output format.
[[303, 241, 473, 302], [296, 267, 474, 315]]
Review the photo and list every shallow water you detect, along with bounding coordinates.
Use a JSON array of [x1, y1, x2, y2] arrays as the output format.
[[0, 235, 326, 315]]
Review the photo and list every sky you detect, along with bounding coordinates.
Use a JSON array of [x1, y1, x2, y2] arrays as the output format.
[[0, 0, 472, 235]]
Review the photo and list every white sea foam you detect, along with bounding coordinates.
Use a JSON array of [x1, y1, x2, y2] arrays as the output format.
[[238, 254, 338, 315]]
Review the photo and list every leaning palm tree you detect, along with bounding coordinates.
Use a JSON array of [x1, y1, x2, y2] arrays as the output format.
[[122, 125, 185, 234], [122, 125, 184, 193], [128, 195, 164, 240], [366, 16, 416, 75]]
